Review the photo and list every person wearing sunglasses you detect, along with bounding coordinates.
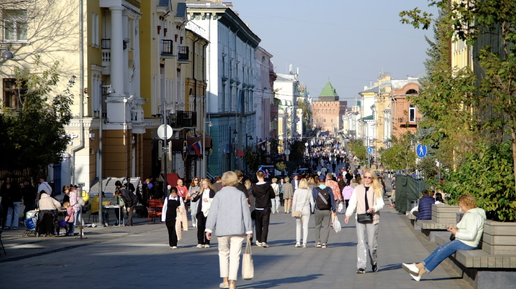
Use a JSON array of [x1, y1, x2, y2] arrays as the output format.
[[345, 169, 385, 274]]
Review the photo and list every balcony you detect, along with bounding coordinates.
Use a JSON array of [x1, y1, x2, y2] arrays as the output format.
[[397, 117, 420, 127], [161, 39, 174, 57], [178, 46, 189, 62], [101, 38, 111, 68], [168, 110, 197, 128]]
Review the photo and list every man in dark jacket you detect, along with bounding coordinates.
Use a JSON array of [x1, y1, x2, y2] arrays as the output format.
[[252, 170, 275, 248], [415, 190, 435, 220], [115, 181, 138, 226]]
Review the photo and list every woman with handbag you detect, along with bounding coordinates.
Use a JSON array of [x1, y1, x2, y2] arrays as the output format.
[[344, 169, 384, 274], [291, 178, 315, 248], [205, 171, 253, 289]]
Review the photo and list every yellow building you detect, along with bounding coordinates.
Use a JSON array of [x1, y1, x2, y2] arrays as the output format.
[[0, 0, 207, 192]]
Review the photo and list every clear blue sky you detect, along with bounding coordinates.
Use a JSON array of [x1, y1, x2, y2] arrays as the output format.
[[234, 0, 436, 103]]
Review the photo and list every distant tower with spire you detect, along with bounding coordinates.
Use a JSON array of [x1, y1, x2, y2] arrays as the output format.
[[312, 81, 347, 135]]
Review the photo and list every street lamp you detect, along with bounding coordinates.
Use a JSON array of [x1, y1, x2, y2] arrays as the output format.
[[0, 47, 13, 59], [244, 134, 253, 175]]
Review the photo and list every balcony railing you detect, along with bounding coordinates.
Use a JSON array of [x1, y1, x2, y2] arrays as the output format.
[[169, 110, 197, 128], [178, 46, 189, 61], [397, 117, 421, 125], [101, 38, 111, 67], [161, 39, 173, 56]]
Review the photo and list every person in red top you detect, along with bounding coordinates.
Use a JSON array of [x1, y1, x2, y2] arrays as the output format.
[[325, 173, 342, 215], [176, 179, 189, 200]]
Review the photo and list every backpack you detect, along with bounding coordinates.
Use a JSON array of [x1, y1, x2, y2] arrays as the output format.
[[315, 187, 331, 210]]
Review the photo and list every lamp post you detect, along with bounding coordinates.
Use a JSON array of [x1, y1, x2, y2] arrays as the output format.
[[202, 121, 212, 177], [245, 133, 253, 175]]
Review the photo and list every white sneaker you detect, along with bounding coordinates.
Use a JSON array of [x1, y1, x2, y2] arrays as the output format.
[[171, 246, 177, 249], [197, 244, 203, 248], [255, 241, 262, 247], [204, 244, 210, 248], [295, 243, 301, 248], [261, 242, 269, 248], [402, 263, 419, 275], [410, 273, 421, 281]]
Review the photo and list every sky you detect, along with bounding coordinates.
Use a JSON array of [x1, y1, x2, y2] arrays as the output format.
[[233, 0, 437, 103]]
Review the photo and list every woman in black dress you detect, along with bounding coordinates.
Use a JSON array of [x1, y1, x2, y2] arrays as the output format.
[[161, 187, 183, 249]]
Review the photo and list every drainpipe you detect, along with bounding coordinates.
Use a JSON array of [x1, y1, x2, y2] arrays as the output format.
[[71, 0, 85, 185]]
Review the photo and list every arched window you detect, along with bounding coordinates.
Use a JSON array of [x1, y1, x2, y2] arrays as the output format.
[[406, 89, 418, 94]]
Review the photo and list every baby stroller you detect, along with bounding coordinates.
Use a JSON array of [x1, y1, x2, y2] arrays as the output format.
[[23, 210, 38, 237]]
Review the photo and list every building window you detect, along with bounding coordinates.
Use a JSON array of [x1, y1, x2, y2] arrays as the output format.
[[3, 9, 28, 41], [409, 104, 416, 122], [92, 12, 99, 46], [3, 78, 27, 109]]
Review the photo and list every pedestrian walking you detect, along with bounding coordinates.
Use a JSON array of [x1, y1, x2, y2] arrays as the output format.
[[291, 178, 315, 248], [282, 177, 293, 214], [188, 177, 201, 228], [402, 194, 486, 281], [193, 179, 214, 248], [205, 171, 253, 289], [312, 174, 336, 248], [1, 177, 22, 230], [345, 169, 385, 274], [270, 178, 280, 214], [161, 187, 184, 249], [252, 170, 275, 248]]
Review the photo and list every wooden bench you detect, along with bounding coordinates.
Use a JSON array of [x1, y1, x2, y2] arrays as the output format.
[[434, 228, 516, 289]]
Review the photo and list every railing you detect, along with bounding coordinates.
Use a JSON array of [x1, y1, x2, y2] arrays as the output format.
[[178, 46, 189, 61], [397, 117, 421, 124], [169, 110, 197, 128], [101, 39, 111, 67], [161, 39, 173, 56], [101, 39, 111, 49]]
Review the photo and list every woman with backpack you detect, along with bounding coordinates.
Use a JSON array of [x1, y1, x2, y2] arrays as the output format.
[[344, 169, 385, 274]]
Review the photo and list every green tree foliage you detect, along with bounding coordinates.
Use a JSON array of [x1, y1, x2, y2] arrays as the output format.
[[297, 98, 312, 135], [275, 162, 286, 173], [348, 140, 367, 162], [0, 56, 73, 174], [401, 0, 516, 218], [441, 143, 515, 221], [243, 147, 261, 173], [378, 133, 416, 172]]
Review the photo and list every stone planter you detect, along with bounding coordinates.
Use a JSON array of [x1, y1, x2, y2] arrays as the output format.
[[482, 220, 516, 255], [431, 204, 459, 224]]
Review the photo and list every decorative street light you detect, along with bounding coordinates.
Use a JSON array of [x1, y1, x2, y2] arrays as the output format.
[[0, 47, 13, 59]]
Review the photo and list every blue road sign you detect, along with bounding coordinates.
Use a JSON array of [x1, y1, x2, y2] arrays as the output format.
[[417, 144, 427, 157], [367, 147, 373, 154]]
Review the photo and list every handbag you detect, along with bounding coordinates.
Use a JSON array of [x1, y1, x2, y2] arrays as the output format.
[[292, 191, 309, 218], [356, 188, 373, 224], [357, 213, 373, 223], [242, 237, 254, 280]]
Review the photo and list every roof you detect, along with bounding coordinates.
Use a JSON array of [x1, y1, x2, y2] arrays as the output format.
[[319, 82, 339, 98], [360, 115, 374, 121], [360, 86, 379, 94]]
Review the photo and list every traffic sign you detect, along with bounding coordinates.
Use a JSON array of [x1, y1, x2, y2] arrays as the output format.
[[367, 147, 373, 154], [417, 144, 427, 157]]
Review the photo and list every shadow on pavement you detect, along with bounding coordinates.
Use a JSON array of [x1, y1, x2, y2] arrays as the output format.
[[238, 273, 324, 288]]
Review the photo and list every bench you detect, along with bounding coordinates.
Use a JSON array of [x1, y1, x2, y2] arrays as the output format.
[[434, 228, 516, 289]]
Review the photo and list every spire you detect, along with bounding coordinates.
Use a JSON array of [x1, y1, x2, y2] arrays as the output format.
[[319, 81, 339, 101]]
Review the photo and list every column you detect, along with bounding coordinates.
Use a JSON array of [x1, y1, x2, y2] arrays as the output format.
[[106, 5, 126, 123]]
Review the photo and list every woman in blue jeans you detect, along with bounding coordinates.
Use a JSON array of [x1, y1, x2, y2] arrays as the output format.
[[402, 194, 486, 281]]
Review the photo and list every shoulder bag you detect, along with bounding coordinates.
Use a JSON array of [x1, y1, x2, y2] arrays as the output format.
[[292, 191, 309, 218], [356, 188, 373, 224]]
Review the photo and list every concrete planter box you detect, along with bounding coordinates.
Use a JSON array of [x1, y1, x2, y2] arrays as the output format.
[[431, 204, 459, 224], [482, 220, 516, 255]]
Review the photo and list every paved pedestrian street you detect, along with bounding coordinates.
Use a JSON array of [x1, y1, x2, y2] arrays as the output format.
[[0, 206, 472, 289]]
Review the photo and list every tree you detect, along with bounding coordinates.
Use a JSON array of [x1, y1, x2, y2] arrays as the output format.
[[0, 56, 74, 176], [401, 0, 516, 215], [347, 139, 367, 162], [378, 133, 416, 172]]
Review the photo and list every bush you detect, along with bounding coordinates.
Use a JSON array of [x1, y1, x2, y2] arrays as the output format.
[[441, 142, 515, 221]]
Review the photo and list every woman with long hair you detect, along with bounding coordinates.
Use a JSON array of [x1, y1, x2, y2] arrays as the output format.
[[291, 178, 315, 248], [192, 179, 215, 248], [161, 186, 184, 249], [188, 177, 201, 228], [345, 169, 385, 274]]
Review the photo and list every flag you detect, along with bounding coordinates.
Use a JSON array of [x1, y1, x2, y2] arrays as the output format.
[[192, 141, 202, 157]]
